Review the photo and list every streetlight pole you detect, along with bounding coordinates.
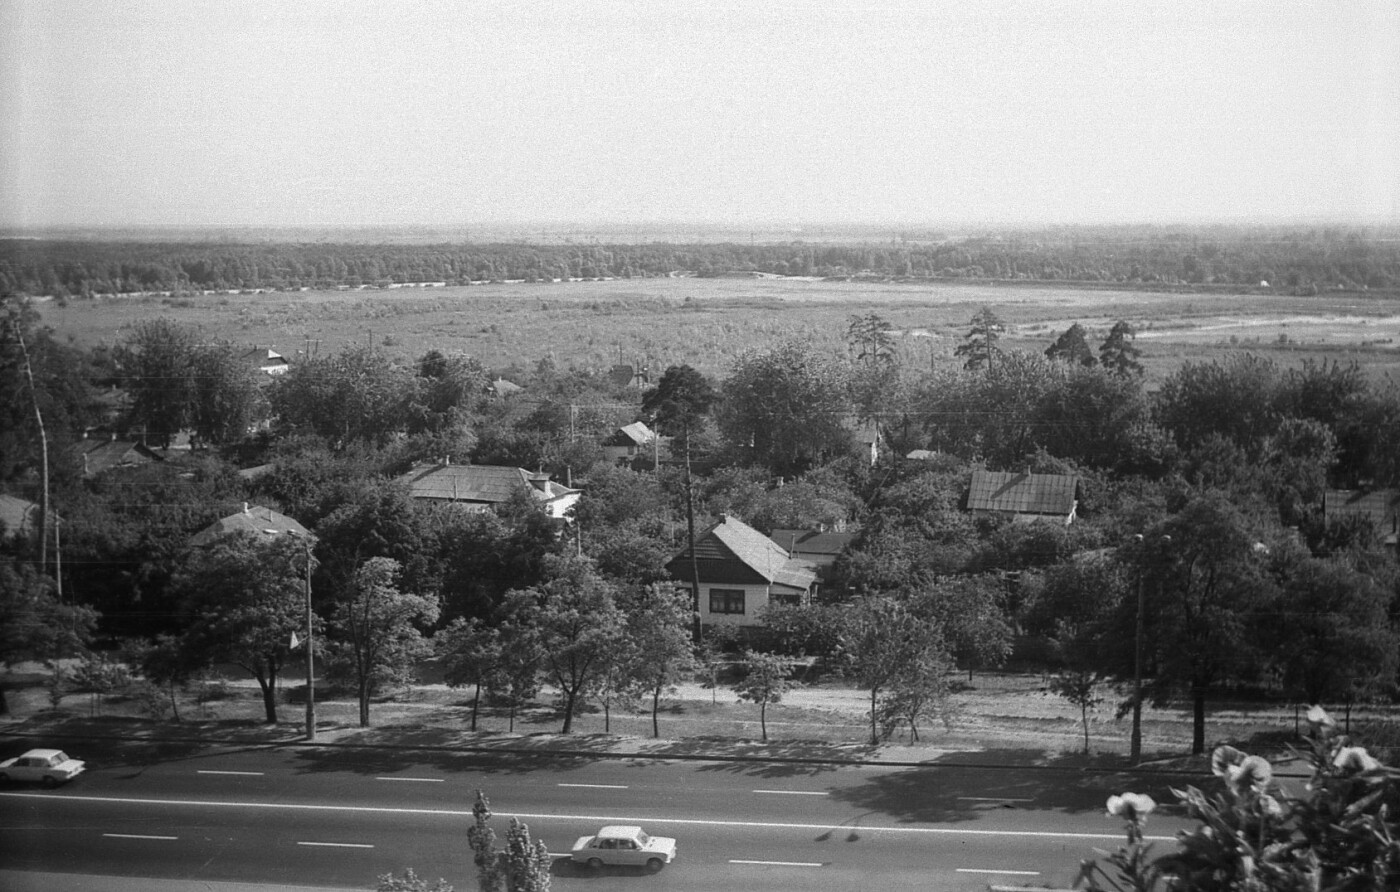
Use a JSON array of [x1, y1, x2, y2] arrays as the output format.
[[303, 537, 315, 742]]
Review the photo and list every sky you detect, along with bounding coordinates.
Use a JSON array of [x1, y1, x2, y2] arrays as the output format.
[[2, 1, 1397, 229]]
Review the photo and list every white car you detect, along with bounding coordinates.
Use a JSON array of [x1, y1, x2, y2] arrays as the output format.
[[571, 825, 677, 872], [0, 748, 86, 787]]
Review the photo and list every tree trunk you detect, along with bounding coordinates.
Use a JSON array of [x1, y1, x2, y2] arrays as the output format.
[[470, 682, 480, 732], [869, 688, 879, 745], [760, 701, 768, 742], [358, 678, 371, 727], [652, 686, 661, 739], [1192, 685, 1206, 755], [561, 688, 576, 734], [1081, 703, 1090, 755], [168, 682, 181, 723], [258, 672, 279, 724]]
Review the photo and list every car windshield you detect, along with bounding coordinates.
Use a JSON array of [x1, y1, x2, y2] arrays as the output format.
[[49, 753, 68, 765], [635, 832, 650, 846]]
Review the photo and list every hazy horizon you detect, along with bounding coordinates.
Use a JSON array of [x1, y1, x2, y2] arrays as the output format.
[[3, 2, 1397, 230]]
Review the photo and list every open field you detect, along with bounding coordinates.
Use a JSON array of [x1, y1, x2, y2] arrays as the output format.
[[35, 277, 1400, 383]]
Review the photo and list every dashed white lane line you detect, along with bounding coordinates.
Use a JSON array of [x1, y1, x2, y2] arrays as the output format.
[[558, 783, 629, 789], [956, 868, 1041, 876], [297, 841, 375, 849], [198, 770, 264, 777], [8, 793, 1164, 842], [753, 790, 827, 796], [376, 776, 444, 783], [103, 833, 178, 840], [731, 859, 824, 867]]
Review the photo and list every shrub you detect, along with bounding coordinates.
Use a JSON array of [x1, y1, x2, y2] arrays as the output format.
[[1077, 706, 1400, 890]]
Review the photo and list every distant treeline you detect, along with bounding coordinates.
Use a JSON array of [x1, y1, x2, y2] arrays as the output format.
[[3, 225, 1399, 296]]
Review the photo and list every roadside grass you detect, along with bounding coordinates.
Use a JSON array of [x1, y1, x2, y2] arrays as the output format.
[[7, 666, 1395, 767]]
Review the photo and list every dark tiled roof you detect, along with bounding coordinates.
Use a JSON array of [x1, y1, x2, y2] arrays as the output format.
[[190, 504, 310, 546], [396, 463, 576, 505], [967, 469, 1078, 516], [80, 440, 164, 476]]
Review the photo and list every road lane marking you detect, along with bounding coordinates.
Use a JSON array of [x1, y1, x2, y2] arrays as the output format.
[[198, 770, 265, 777], [376, 776, 444, 783], [957, 796, 1033, 802], [753, 790, 827, 796], [104, 833, 178, 840], [558, 783, 628, 789], [731, 859, 823, 867], [298, 841, 375, 849], [956, 868, 1041, 875], [4, 793, 1171, 842]]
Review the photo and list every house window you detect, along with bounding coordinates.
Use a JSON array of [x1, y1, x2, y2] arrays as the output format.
[[709, 588, 745, 615], [772, 592, 802, 608]]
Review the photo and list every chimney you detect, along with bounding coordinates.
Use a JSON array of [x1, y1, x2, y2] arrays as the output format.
[[243, 502, 250, 514]]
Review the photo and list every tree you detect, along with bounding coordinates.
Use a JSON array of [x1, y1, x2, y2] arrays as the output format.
[[116, 318, 198, 447], [188, 341, 264, 447], [716, 341, 853, 477], [837, 596, 950, 745], [503, 817, 552, 892], [1155, 353, 1281, 458], [377, 869, 453, 892], [467, 790, 507, 892], [624, 584, 698, 738], [437, 617, 501, 732], [1, 295, 93, 487], [0, 559, 97, 715], [846, 312, 896, 368], [954, 307, 1004, 374], [1048, 669, 1105, 755], [269, 345, 414, 449], [1135, 495, 1276, 755], [175, 531, 311, 724], [1097, 320, 1143, 377], [1044, 322, 1097, 367], [643, 364, 718, 636], [734, 650, 797, 743], [329, 557, 439, 727], [502, 555, 624, 734]]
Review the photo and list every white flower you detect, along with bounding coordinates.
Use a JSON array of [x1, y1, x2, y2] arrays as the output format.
[[1333, 746, 1381, 774], [1107, 792, 1157, 821], [1226, 755, 1274, 792], [1212, 745, 1247, 779], [1306, 705, 1337, 733]]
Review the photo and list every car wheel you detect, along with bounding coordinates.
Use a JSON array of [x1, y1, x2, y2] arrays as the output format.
[[646, 858, 664, 873], [586, 858, 603, 871], [41, 775, 58, 789]]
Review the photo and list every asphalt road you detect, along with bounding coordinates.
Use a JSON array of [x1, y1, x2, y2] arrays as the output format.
[[0, 735, 1199, 891]]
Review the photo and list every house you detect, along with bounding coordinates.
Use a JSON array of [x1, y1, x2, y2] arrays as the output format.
[[966, 468, 1080, 524], [396, 461, 580, 519], [490, 378, 523, 399], [665, 514, 817, 630], [189, 503, 311, 547], [1323, 489, 1399, 550], [839, 414, 882, 465], [0, 494, 42, 541], [242, 346, 289, 377], [79, 437, 165, 478], [768, 527, 855, 592], [601, 421, 659, 465]]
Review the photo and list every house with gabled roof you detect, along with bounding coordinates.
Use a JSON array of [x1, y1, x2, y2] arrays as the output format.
[[395, 461, 580, 519], [242, 346, 289, 377], [79, 437, 166, 478], [601, 421, 662, 466], [966, 468, 1080, 525], [190, 503, 311, 547], [665, 514, 816, 630], [1323, 489, 1399, 550], [768, 527, 855, 591]]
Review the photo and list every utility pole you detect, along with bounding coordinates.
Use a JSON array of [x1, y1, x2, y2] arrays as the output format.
[[1131, 536, 1144, 765], [303, 536, 316, 742], [13, 320, 49, 572]]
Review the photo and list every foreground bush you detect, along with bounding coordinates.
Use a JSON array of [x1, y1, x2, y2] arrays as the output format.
[[1078, 706, 1400, 891]]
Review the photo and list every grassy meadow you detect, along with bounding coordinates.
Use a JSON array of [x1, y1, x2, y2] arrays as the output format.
[[34, 276, 1400, 383]]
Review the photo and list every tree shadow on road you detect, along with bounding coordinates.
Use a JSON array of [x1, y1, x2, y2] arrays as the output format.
[[827, 748, 1200, 824]]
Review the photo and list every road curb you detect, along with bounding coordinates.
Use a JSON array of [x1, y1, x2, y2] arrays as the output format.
[[0, 724, 1213, 776]]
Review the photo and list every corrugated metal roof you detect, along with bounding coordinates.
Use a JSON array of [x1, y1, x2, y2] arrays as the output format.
[[669, 514, 816, 589], [967, 469, 1078, 516]]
